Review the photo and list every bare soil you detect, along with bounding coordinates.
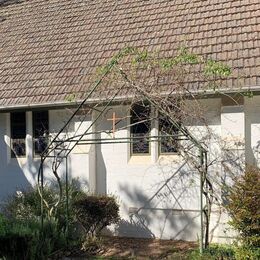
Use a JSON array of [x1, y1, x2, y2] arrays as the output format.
[[68, 236, 197, 259]]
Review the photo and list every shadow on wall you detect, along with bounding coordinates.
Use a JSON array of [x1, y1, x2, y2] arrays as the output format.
[[0, 158, 32, 208], [116, 163, 200, 240], [0, 138, 51, 206], [116, 218, 155, 239]]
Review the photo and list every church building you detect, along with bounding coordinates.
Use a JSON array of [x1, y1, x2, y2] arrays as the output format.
[[0, 0, 259, 243]]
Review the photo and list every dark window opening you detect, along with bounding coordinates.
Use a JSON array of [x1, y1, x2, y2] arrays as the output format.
[[33, 111, 49, 156], [130, 103, 150, 154], [11, 112, 26, 157], [159, 115, 179, 154]]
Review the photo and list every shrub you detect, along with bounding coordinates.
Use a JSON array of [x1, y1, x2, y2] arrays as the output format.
[[3, 186, 56, 220], [72, 195, 120, 237], [1, 180, 86, 258], [234, 246, 260, 260], [226, 166, 260, 247], [0, 215, 67, 260], [1, 184, 120, 257], [34, 218, 67, 259], [3, 180, 86, 231], [0, 214, 36, 259]]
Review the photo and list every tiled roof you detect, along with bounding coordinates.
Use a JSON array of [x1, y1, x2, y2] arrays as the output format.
[[0, 0, 259, 108]]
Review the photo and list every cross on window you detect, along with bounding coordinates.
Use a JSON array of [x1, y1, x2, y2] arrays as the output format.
[[107, 112, 125, 138]]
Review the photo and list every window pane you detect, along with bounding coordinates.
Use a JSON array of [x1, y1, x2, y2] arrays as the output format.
[[159, 116, 179, 153], [33, 111, 49, 155], [131, 103, 150, 154], [11, 112, 26, 157]]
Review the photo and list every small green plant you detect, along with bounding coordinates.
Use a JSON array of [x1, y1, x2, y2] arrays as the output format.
[[81, 235, 103, 254], [204, 59, 231, 77], [189, 244, 235, 259], [65, 93, 76, 102]]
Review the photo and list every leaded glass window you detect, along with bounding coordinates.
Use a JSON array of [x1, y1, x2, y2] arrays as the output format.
[[130, 103, 150, 154], [11, 112, 26, 157], [33, 111, 49, 156], [159, 115, 179, 154]]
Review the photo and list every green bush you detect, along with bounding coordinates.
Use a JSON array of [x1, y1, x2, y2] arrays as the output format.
[[72, 194, 120, 237], [189, 244, 260, 260], [226, 166, 260, 247], [1, 180, 86, 259], [3, 186, 56, 220], [34, 218, 67, 259], [234, 246, 260, 260], [1, 183, 120, 257], [0, 214, 36, 259], [3, 180, 85, 231], [0, 214, 33, 259], [0, 214, 67, 260]]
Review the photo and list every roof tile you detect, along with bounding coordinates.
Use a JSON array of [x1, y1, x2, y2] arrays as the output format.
[[0, 0, 259, 108]]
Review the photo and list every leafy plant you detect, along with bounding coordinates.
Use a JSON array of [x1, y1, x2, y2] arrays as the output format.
[[0, 213, 68, 259], [3, 179, 86, 229], [3, 186, 56, 220], [204, 59, 231, 77], [189, 244, 235, 260], [72, 194, 120, 237], [234, 246, 260, 260], [81, 235, 103, 254], [1, 180, 88, 258], [226, 166, 260, 247]]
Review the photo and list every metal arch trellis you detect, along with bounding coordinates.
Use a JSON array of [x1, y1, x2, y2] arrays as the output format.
[[38, 48, 211, 253]]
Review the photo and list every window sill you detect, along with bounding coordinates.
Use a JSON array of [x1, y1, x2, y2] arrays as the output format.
[[128, 155, 151, 164], [10, 157, 27, 165]]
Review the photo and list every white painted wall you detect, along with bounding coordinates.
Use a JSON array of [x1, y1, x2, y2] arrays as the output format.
[[0, 109, 92, 205], [0, 95, 258, 243], [93, 100, 235, 242]]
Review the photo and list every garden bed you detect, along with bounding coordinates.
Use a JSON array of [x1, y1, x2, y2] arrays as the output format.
[[68, 236, 197, 259]]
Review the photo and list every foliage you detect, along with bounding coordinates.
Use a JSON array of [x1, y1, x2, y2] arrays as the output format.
[[1, 181, 87, 258], [34, 218, 67, 259], [81, 235, 103, 254], [204, 59, 232, 77], [188, 244, 260, 260], [189, 244, 235, 259], [0, 214, 66, 260], [3, 186, 56, 220], [65, 93, 76, 102], [96, 46, 231, 82], [226, 166, 260, 247], [72, 194, 120, 237], [1, 184, 120, 258], [234, 246, 260, 260], [3, 180, 85, 230]]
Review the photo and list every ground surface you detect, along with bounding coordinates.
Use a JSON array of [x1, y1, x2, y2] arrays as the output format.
[[67, 236, 197, 259]]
